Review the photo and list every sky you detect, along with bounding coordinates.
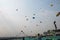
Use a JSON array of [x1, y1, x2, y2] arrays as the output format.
[[0, 0, 60, 37]]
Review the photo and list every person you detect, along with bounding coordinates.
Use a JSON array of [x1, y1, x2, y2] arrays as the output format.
[[37, 33, 42, 40], [54, 21, 57, 30], [22, 37, 25, 40]]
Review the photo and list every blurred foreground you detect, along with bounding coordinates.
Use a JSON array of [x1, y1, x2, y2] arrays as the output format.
[[0, 29, 60, 40]]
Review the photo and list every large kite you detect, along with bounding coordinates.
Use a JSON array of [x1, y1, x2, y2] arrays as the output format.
[[56, 12, 60, 17]]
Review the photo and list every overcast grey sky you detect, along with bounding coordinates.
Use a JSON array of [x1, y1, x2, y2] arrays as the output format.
[[0, 0, 60, 37]]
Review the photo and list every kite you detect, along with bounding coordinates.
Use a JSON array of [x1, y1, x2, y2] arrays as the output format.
[[32, 17, 35, 19], [56, 12, 60, 17], [50, 4, 53, 7]]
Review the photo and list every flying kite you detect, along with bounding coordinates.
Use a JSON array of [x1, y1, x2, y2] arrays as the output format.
[[56, 12, 60, 17], [50, 4, 53, 7]]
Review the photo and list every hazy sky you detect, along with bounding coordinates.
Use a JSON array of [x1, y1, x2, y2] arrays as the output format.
[[0, 0, 60, 37]]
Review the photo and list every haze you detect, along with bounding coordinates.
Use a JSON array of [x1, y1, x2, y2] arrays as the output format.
[[0, 0, 60, 37]]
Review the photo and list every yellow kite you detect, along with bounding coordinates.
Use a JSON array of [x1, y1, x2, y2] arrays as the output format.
[[56, 12, 60, 17]]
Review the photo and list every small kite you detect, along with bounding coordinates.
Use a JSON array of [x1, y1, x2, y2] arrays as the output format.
[[25, 16, 27, 17], [26, 18, 29, 21], [40, 21, 42, 23], [32, 17, 35, 19], [21, 30, 23, 32], [33, 14, 36, 15], [50, 4, 53, 7], [16, 9, 18, 11]]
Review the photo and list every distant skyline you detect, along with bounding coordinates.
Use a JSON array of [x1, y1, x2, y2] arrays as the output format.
[[0, 0, 60, 37]]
